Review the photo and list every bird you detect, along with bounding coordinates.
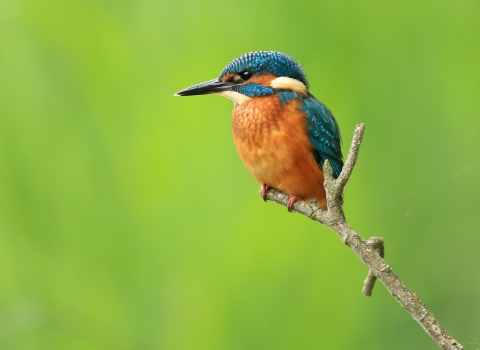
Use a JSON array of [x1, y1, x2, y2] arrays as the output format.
[[175, 51, 343, 211]]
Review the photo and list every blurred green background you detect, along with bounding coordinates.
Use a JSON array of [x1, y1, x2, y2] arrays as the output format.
[[0, 0, 479, 349]]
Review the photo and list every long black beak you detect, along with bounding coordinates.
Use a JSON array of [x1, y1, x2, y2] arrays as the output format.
[[174, 78, 236, 97]]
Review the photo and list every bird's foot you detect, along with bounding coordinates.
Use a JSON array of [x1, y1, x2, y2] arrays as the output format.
[[260, 184, 270, 202], [287, 195, 302, 212]]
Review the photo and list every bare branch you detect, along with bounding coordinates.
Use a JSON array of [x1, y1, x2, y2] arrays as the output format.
[[264, 124, 463, 350], [362, 237, 385, 296]]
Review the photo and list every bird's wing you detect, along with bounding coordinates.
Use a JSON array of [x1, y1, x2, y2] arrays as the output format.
[[301, 95, 344, 178]]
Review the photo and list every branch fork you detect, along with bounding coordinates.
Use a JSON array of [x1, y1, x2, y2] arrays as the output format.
[[264, 124, 463, 350]]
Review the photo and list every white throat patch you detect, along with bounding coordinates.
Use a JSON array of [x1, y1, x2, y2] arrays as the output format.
[[218, 90, 251, 105]]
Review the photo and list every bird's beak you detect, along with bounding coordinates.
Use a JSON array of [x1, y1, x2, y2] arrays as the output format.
[[174, 78, 237, 97]]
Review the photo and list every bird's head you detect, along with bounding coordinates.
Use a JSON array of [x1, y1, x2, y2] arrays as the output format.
[[175, 51, 309, 105]]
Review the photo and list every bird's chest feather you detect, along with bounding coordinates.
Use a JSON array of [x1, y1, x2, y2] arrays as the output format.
[[231, 95, 314, 184]]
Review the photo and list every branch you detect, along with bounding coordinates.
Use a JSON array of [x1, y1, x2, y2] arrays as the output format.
[[362, 237, 384, 296], [264, 124, 463, 350]]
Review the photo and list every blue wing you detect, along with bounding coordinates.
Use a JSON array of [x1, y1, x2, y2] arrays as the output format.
[[301, 94, 343, 178]]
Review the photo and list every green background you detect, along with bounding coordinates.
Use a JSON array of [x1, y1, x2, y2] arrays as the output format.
[[1, 0, 479, 349]]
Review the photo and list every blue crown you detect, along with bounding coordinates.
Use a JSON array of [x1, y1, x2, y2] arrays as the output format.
[[219, 51, 309, 88]]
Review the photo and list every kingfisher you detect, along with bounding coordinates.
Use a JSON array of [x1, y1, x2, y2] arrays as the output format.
[[175, 51, 343, 211]]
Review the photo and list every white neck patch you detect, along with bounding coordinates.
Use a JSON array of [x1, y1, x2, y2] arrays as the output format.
[[217, 76, 308, 104], [270, 76, 308, 95], [218, 90, 251, 105]]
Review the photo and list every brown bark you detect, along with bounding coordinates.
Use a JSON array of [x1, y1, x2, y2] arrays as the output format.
[[264, 124, 463, 350]]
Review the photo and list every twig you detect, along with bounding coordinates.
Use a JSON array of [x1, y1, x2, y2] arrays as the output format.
[[264, 124, 463, 350], [362, 237, 385, 296]]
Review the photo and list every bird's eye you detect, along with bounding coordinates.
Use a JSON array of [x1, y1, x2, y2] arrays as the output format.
[[241, 71, 252, 80]]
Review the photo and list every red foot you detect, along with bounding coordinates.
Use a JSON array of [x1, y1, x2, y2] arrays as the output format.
[[260, 184, 270, 202], [287, 195, 302, 212]]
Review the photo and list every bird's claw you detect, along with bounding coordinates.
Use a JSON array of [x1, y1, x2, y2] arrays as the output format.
[[260, 184, 270, 202], [287, 195, 301, 212]]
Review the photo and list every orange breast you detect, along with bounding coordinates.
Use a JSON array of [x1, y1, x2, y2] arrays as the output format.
[[232, 95, 327, 210]]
